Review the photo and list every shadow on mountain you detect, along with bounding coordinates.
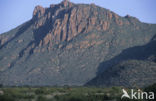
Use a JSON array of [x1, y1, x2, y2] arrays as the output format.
[[85, 35, 156, 87], [33, 3, 74, 45], [96, 35, 156, 75], [0, 20, 33, 49], [23, 6, 73, 56]]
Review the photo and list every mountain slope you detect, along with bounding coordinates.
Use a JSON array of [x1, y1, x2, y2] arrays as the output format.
[[86, 37, 156, 87], [0, 0, 156, 86], [87, 60, 156, 87]]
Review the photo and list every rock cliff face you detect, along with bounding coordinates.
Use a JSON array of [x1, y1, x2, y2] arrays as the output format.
[[0, 0, 156, 87], [31, 0, 129, 47]]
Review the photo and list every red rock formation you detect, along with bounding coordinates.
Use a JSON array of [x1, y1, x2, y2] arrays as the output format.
[[113, 13, 123, 26], [0, 37, 8, 46], [33, 5, 45, 18], [43, 33, 52, 45], [125, 14, 139, 25], [61, 0, 73, 7], [107, 11, 113, 20], [103, 21, 110, 30], [32, 1, 115, 48]]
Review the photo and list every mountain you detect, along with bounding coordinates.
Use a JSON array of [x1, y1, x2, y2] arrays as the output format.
[[86, 37, 156, 87], [0, 0, 156, 87]]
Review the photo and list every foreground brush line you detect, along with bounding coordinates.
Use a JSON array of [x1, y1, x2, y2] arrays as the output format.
[[0, 84, 155, 101]]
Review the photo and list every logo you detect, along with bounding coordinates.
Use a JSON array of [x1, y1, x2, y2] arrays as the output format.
[[121, 89, 154, 100], [121, 89, 130, 99]]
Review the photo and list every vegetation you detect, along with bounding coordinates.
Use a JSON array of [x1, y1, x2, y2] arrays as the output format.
[[144, 83, 156, 101], [87, 59, 156, 88], [0, 85, 155, 101]]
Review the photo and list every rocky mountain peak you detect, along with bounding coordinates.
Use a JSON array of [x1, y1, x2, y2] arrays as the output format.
[[31, 1, 115, 47], [29, 1, 137, 51], [33, 5, 45, 19], [61, 0, 72, 7]]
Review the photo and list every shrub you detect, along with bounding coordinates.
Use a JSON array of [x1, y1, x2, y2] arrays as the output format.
[[37, 95, 48, 101], [35, 88, 48, 95], [0, 95, 15, 101], [144, 83, 156, 101]]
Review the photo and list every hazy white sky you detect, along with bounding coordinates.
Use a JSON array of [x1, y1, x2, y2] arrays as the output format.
[[0, 0, 156, 34]]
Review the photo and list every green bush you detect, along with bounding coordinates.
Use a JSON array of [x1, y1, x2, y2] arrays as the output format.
[[0, 95, 15, 101], [144, 83, 156, 94], [144, 83, 156, 101], [35, 88, 48, 95], [37, 95, 48, 101]]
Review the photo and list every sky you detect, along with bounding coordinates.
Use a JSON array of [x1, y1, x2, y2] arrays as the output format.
[[0, 0, 156, 34]]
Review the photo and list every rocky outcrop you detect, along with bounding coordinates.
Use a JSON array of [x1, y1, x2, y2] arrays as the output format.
[[31, 1, 117, 47], [0, 36, 8, 46], [61, 0, 73, 8], [33, 5, 45, 19]]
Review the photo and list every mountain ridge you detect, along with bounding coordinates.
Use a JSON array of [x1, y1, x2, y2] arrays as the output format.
[[0, 1, 156, 87]]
